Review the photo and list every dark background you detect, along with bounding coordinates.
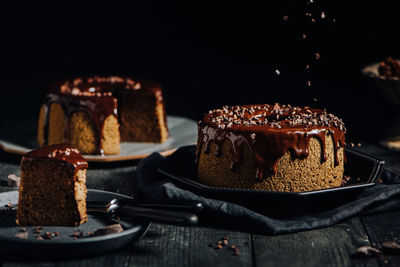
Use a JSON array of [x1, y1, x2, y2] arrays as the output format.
[[1, 1, 399, 142]]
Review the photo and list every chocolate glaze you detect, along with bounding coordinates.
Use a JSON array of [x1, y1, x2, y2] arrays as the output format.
[[42, 76, 165, 154], [196, 104, 346, 180], [23, 144, 88, 171]]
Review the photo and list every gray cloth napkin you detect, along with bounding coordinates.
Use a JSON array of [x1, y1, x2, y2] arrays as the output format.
[[137, 146, 400, 234]]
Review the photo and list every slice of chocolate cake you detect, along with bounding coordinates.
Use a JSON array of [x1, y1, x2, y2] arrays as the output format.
[[16, 144, 88, 226]]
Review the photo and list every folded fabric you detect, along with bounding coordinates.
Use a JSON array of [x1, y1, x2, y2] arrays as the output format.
[[137, 146, 400, 235]]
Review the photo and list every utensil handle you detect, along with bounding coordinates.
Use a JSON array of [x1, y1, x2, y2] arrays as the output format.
[[116, 205, 198, 226], [118, 199, 204, 213]]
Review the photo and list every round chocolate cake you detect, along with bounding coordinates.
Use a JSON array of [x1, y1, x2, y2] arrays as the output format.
[[37, 76, 169, 155], [196, 104, 346, 192]]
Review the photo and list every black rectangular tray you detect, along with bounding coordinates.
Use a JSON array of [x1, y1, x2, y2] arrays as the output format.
[[157, 145, 385, 217]]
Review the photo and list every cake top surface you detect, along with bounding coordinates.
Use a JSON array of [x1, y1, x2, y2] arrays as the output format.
[[378, 57, 400, 78], [202, 103, 346, 132], [55, 76, 162, 97], [23, 144, 88, 170]]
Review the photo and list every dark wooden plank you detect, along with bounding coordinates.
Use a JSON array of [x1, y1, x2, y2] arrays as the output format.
[[125, 223, 252, 267], [2, 263, 56, 267], [361, 210, 400, 267], [252, 217, 378, 267], [1, 224, 252, 267]]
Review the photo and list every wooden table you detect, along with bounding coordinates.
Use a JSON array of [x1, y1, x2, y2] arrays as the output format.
[[0, 143, 399, 267]]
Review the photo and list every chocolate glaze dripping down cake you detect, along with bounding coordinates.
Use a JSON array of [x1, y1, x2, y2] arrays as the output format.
[[37, 76, 169, 155], [17, 144, 88, 226], [196, 104, 346, 192]]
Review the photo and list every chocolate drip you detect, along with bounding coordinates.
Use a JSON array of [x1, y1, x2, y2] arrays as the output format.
[[42, 76, 165, 154], [43, 93, 117, 154], [23, 144, 88, 171], [197, 104, 346, 180]]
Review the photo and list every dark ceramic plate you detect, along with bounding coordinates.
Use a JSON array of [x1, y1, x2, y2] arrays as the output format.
[[0, 189, 150, 259], [157, 145, 385, 217]]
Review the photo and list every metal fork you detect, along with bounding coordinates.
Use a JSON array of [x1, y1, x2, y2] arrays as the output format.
[[87, 199, 203, 226]]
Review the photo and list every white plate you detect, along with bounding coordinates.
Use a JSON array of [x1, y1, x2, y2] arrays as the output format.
[[0, 115, 197, 162]]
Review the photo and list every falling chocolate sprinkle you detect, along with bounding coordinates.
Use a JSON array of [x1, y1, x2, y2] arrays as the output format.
[[275, 69, 281, 76], [283, 15, 288, 21], [307, 80, 312, 86], [302, 34, 307, 39], [306, 64, 310, 70], [315, 53, 321, 60], [321, 12, 326, 19]]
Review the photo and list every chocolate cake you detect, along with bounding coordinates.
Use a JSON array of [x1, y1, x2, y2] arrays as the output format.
[[16, 144, 88, 226], [196, 104, 346, 192], [37, 76, 169, 155]]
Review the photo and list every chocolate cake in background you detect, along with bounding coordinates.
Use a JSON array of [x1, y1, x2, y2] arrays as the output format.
[[17, 144, 88, 226], [37, 76, 169, 155], [378, 57, 400, 78], [196, 104, 346, 192]]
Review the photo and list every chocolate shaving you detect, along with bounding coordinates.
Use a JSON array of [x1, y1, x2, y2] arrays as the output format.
[[356, 246, 382, 256], [14, 232, 28, 239], [382, 241, 400, 254], [93, 224, 123, 236]]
